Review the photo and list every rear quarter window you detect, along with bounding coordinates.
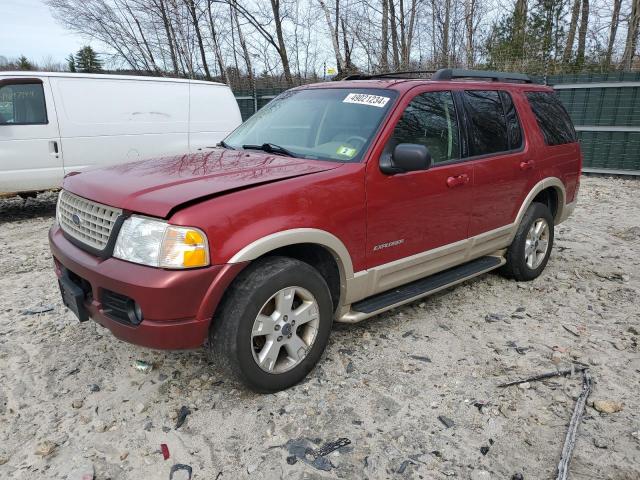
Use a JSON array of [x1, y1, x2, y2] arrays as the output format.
[[526, 91, 577, 146]]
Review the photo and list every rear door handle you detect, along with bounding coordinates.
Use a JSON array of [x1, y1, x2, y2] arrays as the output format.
[[446, 173, 470, 188], [49, 140, 59, 158], [520, 159, 534, 170]]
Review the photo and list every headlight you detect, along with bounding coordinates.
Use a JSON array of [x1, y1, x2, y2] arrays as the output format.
[[113, 215, 209, 269]]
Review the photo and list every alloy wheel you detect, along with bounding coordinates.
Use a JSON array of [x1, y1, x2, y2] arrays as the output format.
[[524, 218, 550, 269], [251, 286, 320, 373]]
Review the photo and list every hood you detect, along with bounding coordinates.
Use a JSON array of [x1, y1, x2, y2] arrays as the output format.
[[63, 149, 342, 218]]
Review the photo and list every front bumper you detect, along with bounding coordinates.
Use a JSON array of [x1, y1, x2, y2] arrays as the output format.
[[49, 225, 245, 349]]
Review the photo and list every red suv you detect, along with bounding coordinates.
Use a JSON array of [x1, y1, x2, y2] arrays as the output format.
[[49, 69, 581, 392]]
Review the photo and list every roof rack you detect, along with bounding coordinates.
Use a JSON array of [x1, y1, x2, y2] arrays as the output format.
[[343, 68, 532, 83], [431, 68, 532, 83], [343, 70, 436, 80]]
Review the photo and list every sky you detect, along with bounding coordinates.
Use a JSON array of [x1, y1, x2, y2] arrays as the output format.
[[0, 0, 92, 66]]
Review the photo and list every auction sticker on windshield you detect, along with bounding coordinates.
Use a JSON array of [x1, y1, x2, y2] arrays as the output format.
[[343, 93, 390, 108]]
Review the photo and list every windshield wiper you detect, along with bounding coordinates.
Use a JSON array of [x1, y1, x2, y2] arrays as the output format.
[[242, 143, 296, 157], [216, 140, 235, 150]]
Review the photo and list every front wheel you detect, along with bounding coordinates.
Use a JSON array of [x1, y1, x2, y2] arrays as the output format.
[[209, 256, 333, 392], [500, 202, 554, 281]]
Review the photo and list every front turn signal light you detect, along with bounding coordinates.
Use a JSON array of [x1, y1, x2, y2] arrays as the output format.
[[159, 226, 210, 269]]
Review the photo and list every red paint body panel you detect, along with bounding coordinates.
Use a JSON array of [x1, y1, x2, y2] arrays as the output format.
[[63, 150, 343, 218], [468, 90, 540, 236], [517, 91, 583, 204], [49, 78, 582, 351], [363, 84, 474, 266], [170, 162, 368, 271], [50, 226, 246, 349]]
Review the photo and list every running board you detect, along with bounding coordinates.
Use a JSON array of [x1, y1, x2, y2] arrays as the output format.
[[338, 255, 505, 323]]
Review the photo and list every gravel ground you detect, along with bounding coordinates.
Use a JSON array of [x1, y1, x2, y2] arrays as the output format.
[[0, 176, 639, 480]]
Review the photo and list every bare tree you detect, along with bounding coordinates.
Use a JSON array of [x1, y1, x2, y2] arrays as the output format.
[[228, 0, 294, 85], [562, 0, 581, 63], [621, 0, 640, 69], [318, 0, 346, 72], [576, 0, 589, 66], [464, 0, 476, 67], [381, 0, 389, 70], [604, 0, 622, 68], [185, 0, 212, 79]]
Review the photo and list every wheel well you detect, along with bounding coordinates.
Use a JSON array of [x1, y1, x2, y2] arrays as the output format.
[[264, 244, 342, 312], [532, 187, 559, 220]]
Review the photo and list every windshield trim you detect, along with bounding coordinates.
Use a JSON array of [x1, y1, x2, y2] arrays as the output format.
[[223, 87, 399, 164]]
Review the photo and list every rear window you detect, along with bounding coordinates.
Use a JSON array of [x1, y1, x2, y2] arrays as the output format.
[[463, 90, 509, 156], [526, 91, 577, 146]]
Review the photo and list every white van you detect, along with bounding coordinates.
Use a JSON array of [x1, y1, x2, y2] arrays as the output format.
[[0, 72, 242, 196]]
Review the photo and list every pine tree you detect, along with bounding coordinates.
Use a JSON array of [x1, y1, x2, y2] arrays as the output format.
[[484, 0, 567, 74], [74, 46, 103, 73], [17, 55, 33, 71], [67, 54, 76, 72]]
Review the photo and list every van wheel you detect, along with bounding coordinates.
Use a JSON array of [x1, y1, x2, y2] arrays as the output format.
[[501, 202, 554, 281], [209, 256, 333, 392]]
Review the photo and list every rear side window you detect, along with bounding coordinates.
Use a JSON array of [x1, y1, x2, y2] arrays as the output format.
[[390, 90, 460, 164], [0, 83, 48, 125], [463, 90, 508, 156], [526, 91, 577, 146]]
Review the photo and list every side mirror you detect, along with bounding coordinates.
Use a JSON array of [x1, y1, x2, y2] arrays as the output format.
[[380, 143, 432, 174]]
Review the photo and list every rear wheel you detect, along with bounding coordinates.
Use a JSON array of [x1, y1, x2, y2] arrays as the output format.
[[501, 202, 554, 281], [209, 256, 333, 392]]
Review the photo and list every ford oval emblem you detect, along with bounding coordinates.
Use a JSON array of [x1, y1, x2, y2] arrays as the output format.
[[71, 214, 81, 226]]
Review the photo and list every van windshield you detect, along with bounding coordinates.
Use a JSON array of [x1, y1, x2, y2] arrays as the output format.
[[223, 88, 397, 162]]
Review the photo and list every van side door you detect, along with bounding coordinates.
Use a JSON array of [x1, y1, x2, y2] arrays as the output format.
[[0, 77, 62, 194]]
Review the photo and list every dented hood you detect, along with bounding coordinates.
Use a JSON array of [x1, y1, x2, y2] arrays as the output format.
[[63, 149, 342, 218]]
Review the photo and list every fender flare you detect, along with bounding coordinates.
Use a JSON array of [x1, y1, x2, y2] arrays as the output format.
[[513, 177, 567, 234], [228, 228, 355, 303]]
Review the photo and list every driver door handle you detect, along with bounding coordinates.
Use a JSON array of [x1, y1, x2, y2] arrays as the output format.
[[446, 173, 470, 188]]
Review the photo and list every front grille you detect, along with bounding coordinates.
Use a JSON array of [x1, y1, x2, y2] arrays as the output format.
[[58, 190, 122, 251]]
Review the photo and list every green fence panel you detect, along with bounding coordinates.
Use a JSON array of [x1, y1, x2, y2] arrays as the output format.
[[549, 74, 640, 172], [233, 77, 640, 173], [234, 88, 287, 121]]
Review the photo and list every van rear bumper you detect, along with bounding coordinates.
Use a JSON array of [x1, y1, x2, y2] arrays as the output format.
[[49, 224, 246, 349]]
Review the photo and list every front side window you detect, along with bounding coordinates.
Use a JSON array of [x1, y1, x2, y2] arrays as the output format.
[[0, 82, 48, 125], [463, 90, 509, 156], [526, 91, 577, 146], [224, 88, 397, 162], [389, 90, 460, 164]]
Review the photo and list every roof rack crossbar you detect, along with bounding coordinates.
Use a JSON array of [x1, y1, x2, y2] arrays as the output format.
[[431, 68, 532, 83], [343, 68, 532, 83], [343, 70, 436, 80]]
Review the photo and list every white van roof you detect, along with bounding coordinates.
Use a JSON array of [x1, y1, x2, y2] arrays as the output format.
[[0, 71, 227, 87]]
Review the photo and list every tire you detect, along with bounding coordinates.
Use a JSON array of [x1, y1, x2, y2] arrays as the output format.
[[500, 202, 555, 281], [209, 256, 333, 393]]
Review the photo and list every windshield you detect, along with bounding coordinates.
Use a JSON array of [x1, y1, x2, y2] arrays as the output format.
[[224, 88, 397, 162]]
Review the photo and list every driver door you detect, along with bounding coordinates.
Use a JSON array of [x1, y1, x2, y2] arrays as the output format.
[[365, 88, 474, 285]]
